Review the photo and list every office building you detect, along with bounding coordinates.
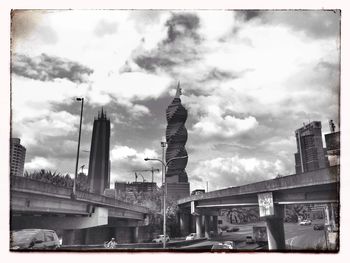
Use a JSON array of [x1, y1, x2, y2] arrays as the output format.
[[10, 138, 26, 177], [294, 121, 329, 174], [87, 109, 111, 194], [165, 83, 190, 200]]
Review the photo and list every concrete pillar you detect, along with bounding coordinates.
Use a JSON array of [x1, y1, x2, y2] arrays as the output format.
[[212, 216, 218, 236], [195, 215, 202, 238], [133, 227, 139, 243], [265, 204, 286, 250], [62, 229, 75, 245], [204, 215, 210, 238], [179, 213, 190, 236]]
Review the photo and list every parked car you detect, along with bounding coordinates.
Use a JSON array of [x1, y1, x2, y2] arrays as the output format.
[[313, 224, 325, 230], [152, 235, 170, 243], [185, 233, 197, 240], [10, 229, 60, 250], [299, 219, 312, 226]]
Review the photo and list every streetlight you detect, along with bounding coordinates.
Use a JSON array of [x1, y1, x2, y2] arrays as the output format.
[[161, 137, 167, 185], [144, 155, 188, 249], [72, 97, 84, 199]]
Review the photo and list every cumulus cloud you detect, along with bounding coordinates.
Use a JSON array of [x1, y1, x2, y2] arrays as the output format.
[[110, 145, 159, 183], [90, 71, 172, 104], [132, 12, 203, 73], [199, 67, 241, 82], [236, 10, 263, 22], [164, 12, 201, 44], [15, 111, 79, 146], [94, 19, 118, 37], [118, 61, 133, 74], [25, 157, 55, 170], [12, 53, 93, 83], [111, 145, 157, 163], [191, 112, 258, 139], [190, 155, 286, 190], [239, 10, 341, 39]]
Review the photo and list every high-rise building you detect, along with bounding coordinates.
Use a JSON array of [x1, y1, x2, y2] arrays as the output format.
[[294, 121, 329, 174], [87, 109, 111, 194], [165, 83, 190, 200], [324, 120, 340, 166], [10, 138, 26, 177]]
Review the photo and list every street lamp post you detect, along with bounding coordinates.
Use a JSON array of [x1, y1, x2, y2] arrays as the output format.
[[161, 137, 167, 185], [144, 155, 188, 249], [72, 97, 84, 199]]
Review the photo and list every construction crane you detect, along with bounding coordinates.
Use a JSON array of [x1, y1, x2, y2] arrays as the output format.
[[134, 172, 145, 183], [132, 167, 160, 183]]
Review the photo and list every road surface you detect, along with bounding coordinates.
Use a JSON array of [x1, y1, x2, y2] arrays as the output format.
[[183, 221, 328, 251]]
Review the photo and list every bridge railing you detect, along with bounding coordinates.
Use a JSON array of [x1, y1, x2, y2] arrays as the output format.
[[178, 165, 340, 205], [11, 176, 149, 213]]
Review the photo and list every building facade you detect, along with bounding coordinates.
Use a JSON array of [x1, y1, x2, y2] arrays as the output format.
[[114, 181, 157, 194], [10, 138, 26, 177], [325, 131, 340, 166], [294, 121, 329, 174], [88, 109, 111, 194], [165, 83, 190, 200]]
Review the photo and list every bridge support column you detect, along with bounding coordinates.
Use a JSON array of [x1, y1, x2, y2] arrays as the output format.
[[133, 227, 139, 243], [265, 204, 286, 250], [212, 216, 218, 236], [204, 216, 210, 238], [179, 213, 189, 236], [62, 229, 75, 245], [195, 215, 202, 238]]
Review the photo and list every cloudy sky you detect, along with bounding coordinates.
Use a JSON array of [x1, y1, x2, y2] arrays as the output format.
[[11, 10, 340, 191]]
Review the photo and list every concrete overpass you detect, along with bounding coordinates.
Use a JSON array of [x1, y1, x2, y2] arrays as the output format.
[[177, 166, 340, 250], [11, 176, 151, 244]]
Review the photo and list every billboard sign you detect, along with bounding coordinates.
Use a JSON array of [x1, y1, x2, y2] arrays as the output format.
[[258, 192, 274, 217]]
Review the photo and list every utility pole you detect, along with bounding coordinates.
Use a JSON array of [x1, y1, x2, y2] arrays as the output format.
[[72, 97, 84, 199]]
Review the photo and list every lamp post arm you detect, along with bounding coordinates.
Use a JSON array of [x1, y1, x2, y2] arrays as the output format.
[[166, 155, 188, 167], [144, 158, 166, 169]]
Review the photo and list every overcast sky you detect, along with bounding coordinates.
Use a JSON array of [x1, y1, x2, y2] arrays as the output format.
[[11, 10, 340, 191]]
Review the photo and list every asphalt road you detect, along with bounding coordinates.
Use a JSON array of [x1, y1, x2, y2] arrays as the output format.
[[284, 222, 327, 250], [185, 220, 327, 251]]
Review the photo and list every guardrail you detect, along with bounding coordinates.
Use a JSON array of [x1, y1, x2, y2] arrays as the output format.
[[59, 238, 208, 251], [11, 176, 149, 213], [178, 166, 340, 204]]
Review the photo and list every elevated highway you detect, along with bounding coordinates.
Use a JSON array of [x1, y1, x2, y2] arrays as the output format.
[[177, 166, 339, 250], [10, 176, 151, 244]]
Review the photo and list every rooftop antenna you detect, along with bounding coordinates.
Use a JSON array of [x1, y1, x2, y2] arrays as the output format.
[[175, 81, 182, 98]]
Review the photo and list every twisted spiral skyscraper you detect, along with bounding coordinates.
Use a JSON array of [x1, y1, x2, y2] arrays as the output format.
[[165, 82, 190, 199]]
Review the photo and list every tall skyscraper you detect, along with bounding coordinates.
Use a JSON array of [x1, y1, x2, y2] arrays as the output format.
[[165, 83, 190, 200], [88, 109, 111, 194], [294, 121, 328, 174], [10, 138, 26, 177]]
